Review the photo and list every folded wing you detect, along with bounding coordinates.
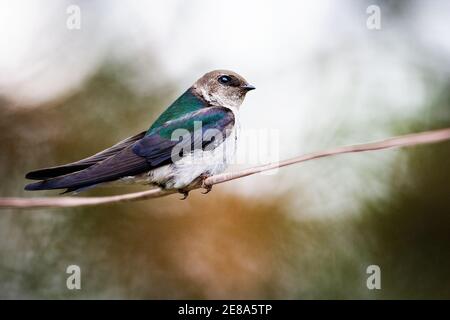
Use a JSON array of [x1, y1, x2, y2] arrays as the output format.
[[24, 107, 235, 192], [25, 131, 146, 180]]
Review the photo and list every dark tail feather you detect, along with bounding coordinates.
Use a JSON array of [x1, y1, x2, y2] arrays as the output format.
[[24, 146, 149, 192], [24, 181, 41, 191], [24, 180, 68, 191], [24, 180, 97, 194], [24, 173, 101, 192], [25, 164, 91, 180], [25, 131, 146, 180]]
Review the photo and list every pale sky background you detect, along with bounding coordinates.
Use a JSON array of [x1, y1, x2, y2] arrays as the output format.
[[1, 0, 449, 217]]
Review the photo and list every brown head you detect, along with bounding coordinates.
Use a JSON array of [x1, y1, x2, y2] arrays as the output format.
[[192, 69, 255, 109]]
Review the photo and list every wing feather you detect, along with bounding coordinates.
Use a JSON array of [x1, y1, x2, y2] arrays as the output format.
[[25, 147, 149, 191], [133, 107, 235, 166], [25, 131, 146, 180], [24, 107, 235, 192]]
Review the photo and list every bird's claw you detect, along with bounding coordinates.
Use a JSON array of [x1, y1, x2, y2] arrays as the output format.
[[178, 189, 190, 200], [201, 182, 212, 195]]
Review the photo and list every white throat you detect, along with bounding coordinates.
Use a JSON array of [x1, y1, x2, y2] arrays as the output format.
[[199, 88, 243, 110]]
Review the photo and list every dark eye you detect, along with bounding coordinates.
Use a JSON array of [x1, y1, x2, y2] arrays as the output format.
[[218, 75, 231, 84]]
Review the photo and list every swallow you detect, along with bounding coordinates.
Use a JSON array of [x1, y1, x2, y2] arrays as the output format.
[[25, 70, 255, 198]]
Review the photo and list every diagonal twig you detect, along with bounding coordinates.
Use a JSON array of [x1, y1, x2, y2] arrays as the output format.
[[0, 128, 449, 209]]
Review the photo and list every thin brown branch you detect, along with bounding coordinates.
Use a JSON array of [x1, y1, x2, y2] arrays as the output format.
[[1, 128, 449, 209]]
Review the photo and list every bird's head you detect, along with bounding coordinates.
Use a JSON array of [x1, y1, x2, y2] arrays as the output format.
[[192, 69, 255, 109]]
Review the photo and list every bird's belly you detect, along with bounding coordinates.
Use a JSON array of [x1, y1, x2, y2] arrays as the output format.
[[120, 132, 237, 189]]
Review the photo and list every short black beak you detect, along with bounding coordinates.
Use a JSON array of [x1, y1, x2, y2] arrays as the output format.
[[241, 84, 256, 91]]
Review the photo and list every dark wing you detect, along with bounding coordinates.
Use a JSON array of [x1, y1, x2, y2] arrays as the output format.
[[24, 146, 149, 192], [133, 106, 235, 167], [25, 131, 146, 180], [24, 107, 234, 192]]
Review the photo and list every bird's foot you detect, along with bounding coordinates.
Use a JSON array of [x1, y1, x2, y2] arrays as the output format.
[[201, 178, 213, 195], [178, 188, 190, 200]]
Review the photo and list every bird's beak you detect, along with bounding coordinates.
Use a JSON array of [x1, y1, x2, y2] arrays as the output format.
[[241, 84, 256, 91]]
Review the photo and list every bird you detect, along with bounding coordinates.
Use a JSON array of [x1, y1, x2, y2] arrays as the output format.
[[24, 70, 255, 199]]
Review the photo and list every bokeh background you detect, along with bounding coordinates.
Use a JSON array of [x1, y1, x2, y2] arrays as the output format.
[[1, 0, 449, 299]]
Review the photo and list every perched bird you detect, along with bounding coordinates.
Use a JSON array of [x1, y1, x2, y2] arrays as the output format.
[[25, 70, 255, 198]]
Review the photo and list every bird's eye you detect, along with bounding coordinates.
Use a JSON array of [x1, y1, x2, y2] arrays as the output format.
[[218, 75, 231, 84]]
